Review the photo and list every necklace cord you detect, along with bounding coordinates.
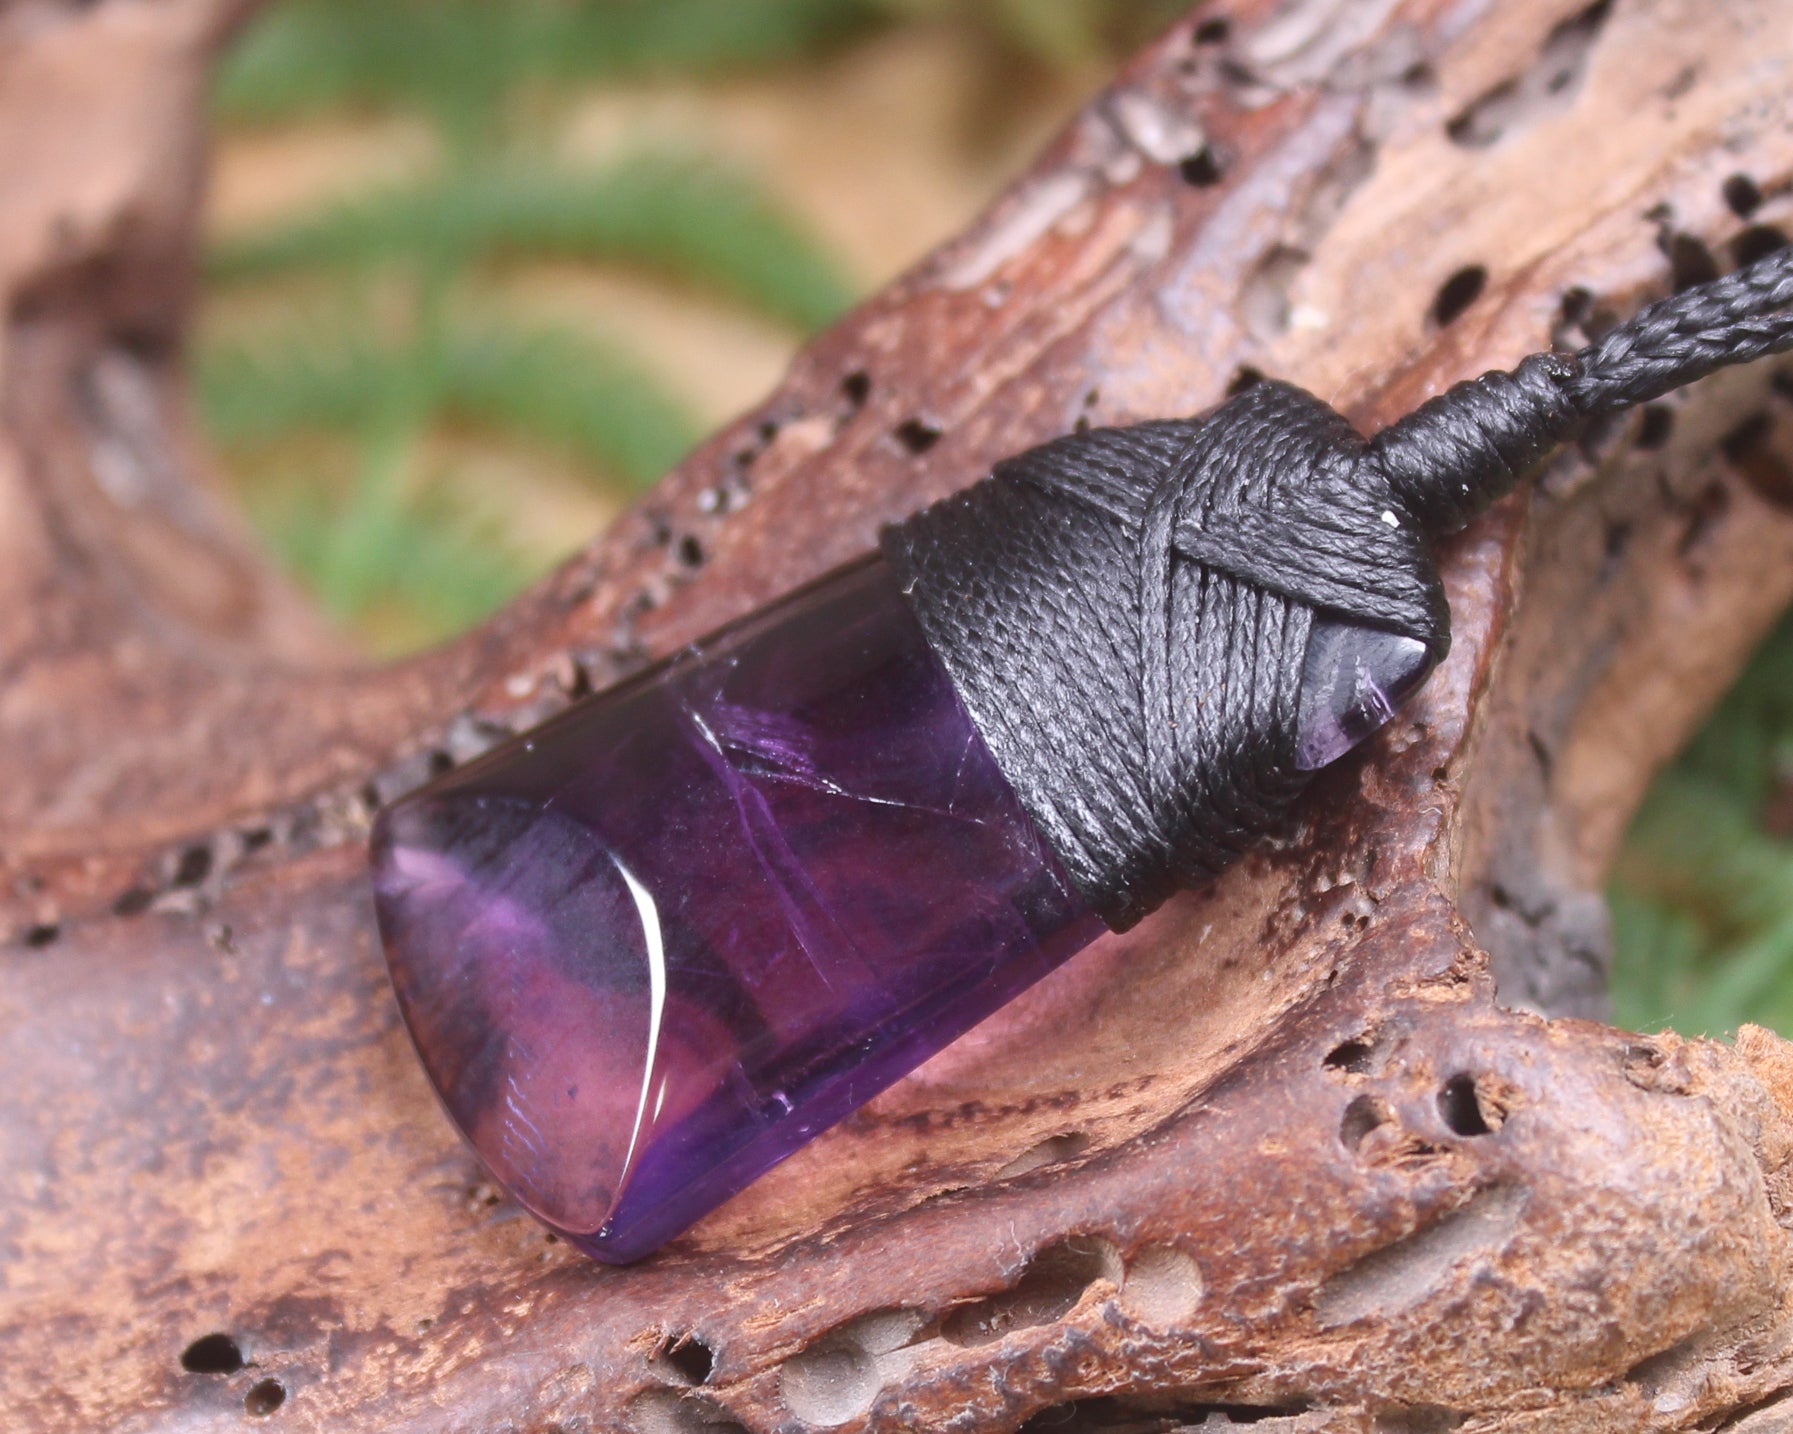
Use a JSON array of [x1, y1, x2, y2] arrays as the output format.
[[883, 245, 1793, 930], [1377, 245, 1793, 532]]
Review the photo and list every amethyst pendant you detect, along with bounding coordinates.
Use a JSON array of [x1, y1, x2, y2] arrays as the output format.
[[373, 559, 1103, 1261], [371, 556, 1429, 1262]]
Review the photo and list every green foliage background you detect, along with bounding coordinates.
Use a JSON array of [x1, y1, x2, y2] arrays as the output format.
[[202, 0, 1793, 1039], [1609, 615, 1793, 1037], [204, 0, 1188, 648], [204, 0, 873, 648]]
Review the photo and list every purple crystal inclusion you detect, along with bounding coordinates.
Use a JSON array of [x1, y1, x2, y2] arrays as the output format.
[[1295, 619, 1432, 770], [371, 558, 1432, 1262]]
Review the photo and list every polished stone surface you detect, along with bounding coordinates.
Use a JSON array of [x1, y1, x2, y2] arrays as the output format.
[[371, 557, 1103, 1262], [1293, 618, 1434, 770]]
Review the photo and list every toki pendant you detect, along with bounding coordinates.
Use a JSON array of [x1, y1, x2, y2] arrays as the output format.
[[371, 234, 1793, 1262], [370, 551, 1430, 1262]]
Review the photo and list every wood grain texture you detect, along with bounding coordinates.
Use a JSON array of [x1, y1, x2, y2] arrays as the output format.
[[5, 1, 1793, 1430]]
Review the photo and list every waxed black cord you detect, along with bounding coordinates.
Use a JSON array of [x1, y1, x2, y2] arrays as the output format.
[[1375, 245, 1793, 531], [883, 245, 1793, 930]]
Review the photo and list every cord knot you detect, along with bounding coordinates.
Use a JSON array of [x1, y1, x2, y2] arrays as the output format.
[[1370, 351, 1583, 534], [884, 380, 1448, 928]]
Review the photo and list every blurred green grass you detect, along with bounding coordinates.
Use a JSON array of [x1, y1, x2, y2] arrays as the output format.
[[204, 0, 1184, 651], [201, 0, 1793, 1038], [214, 0, 883, 136], [205, 0, 880, 652], [1608, 614, 1793, 1037]]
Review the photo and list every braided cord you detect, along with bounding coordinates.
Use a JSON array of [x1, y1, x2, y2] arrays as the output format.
[[885, 243, 1793, 929], [1375, 244, 1793, 531], [1574, 244, 1793, 412]]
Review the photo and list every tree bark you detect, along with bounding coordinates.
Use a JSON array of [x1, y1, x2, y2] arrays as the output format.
[[5, 1, 1793, 1430]]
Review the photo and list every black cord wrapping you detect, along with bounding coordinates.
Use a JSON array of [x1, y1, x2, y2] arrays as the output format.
[[882, 245, 1793, 931]]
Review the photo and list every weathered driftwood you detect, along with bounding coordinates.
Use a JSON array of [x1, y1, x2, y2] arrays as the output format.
[[5, 0, 1793, 1430]]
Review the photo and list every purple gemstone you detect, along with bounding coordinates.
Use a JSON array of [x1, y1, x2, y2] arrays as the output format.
[[1293, 618, 1434, 770], [371, 560, 1437, 1262], [371, 557, 1105, 1262]]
